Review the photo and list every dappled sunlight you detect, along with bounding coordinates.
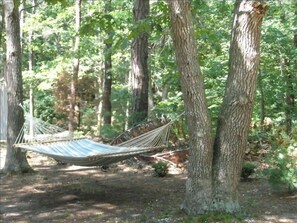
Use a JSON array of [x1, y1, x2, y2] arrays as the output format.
[[264, 215, 297, 223], [0, 156, 187, 222]]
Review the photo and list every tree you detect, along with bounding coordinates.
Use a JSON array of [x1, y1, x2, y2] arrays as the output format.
[[167, 0, 214, 212], [259, 0, 296, 129], [212, 0, 268, 212], [0, 0, 4, 79], [3, 0, 32, 173], [130, 0, 150, 127], [69, 0, 82, 134], [167, 0, 268, 214], [282, 0, 296, 135], [102, 0, 113, 126]]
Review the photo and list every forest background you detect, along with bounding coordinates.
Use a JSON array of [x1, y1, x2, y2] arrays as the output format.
[[0, 0, 296, 193], [0, 0, 295, 136]]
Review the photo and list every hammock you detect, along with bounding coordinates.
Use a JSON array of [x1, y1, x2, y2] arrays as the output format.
[[13, 113, 173, 166]]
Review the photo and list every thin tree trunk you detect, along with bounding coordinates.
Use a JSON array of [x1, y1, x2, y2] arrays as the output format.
[[212, 0, 268, 212], [0, 1, 5, 79], [258, 70, 265, 126], [28, 0, 36, 72], [28, 0, 36, 124], [69, 0, 81, 134], [130, 0, 150, 127], [3, 0, 32, 173], [283, 1, 297, 136], [148, 76, 154, 117], [102, 0, 112, 126], [167, 0, 213, 215], [161, 84, 169, 101], [19, 0, 25, 48], [96, 72, 103, 134], [102, 44, 112, 125], [278, 1, 295, 136], [282, 58, 294, 135], [29, 88, 34, 138]]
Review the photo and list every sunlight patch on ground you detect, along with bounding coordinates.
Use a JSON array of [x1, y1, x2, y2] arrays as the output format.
[[264, 214, 297, 223]]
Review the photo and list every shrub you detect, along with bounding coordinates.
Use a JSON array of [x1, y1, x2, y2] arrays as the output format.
[[263, 131, 297, 193], [152, 161, 169, 177], [241, 162, 257, 180]]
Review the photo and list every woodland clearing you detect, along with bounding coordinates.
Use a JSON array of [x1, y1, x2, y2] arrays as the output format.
[[0, 145, 296, 223]]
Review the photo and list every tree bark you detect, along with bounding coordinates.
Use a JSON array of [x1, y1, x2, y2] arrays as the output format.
[[167, 0, 213, 214], [281, 57, 294, 135], [69, 0, 81, 134], [212, 0, 268, 212], [3, 0, 32, 173], [0, 0, 5, 79], [130, 0, 150, 127], [258, 70, 265, 127], [102, 0, 112, 126], [102, 41, 112, 125]]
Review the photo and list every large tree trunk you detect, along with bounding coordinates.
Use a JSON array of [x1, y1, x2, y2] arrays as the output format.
[[102, 0, 112, 126], [130, 0, 150, 127], [212, 0, 268, 212], [69, 0, 81, 134], [167, 0, 213, 214], [3, 0, 32, 173]]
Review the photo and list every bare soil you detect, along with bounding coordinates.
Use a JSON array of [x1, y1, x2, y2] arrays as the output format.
[[0, 145, 296, 223]]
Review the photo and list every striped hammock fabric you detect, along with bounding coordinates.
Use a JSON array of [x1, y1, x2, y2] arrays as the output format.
[[15, 138, 165, 166], [13, 113, 174, 166]]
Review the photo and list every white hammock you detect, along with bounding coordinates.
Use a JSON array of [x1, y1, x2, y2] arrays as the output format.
[[14, 114, 173, 166]]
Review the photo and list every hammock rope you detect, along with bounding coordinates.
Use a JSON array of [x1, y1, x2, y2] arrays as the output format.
[[13, 113, 183, 166]]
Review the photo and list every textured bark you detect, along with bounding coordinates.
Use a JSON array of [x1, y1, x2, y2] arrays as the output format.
[[0, 0, 4, 79], [167, 0, 213, 215], [3, 0, 32, 173], [130, 0, 150, 127], [102, 41, 112, 125], [212, 0, 268, 212], [69, 0, 81, 134], [102, 0, 112, 126]]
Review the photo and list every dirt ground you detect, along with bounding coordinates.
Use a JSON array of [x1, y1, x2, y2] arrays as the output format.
[[0, 145, 296, 223]]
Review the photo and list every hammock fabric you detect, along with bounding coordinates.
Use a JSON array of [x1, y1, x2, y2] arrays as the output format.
[[13, 113, 175, 166], [15, 138, 165, 166]]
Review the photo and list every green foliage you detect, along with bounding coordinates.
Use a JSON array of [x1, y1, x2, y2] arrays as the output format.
[[15, 0, 295, 144], [100, 124, 122, 140], [152, 161, 169, 177], [263, 130, 297, 192], [79, 108, 97, 135], [23, 90, 66, 125], [44, 0, 68, 6], [241, 162, 257, 180], [110, 84, 129, 127], [255, 0, 297, 124]]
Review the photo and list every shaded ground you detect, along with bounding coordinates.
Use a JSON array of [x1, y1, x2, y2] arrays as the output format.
[[0, 145, 296, 223]]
